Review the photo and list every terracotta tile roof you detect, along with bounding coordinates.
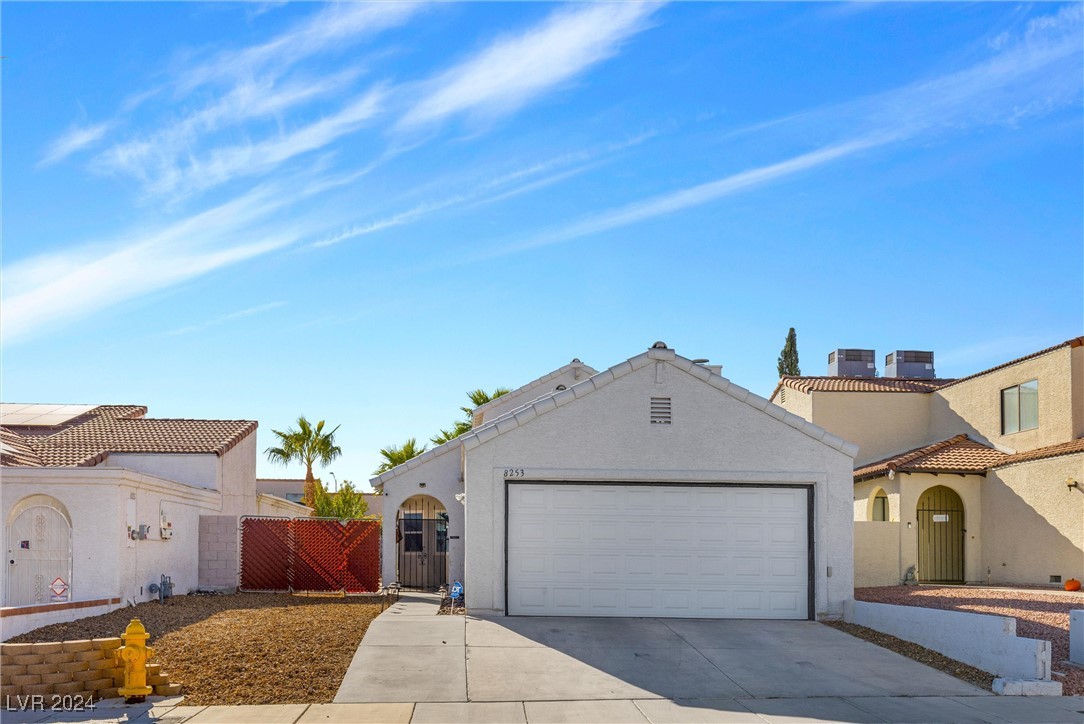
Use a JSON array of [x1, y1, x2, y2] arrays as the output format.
[[937, 336, 1084, 391], [993, 438, 1084, 468], [1, 428, 43, 467], [854, 434, 1007, 482], [1, 405, 256, 468], [774, 376, 955, 397]]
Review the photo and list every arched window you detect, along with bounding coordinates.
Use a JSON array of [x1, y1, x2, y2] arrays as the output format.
[[871, 489, 889, 522]]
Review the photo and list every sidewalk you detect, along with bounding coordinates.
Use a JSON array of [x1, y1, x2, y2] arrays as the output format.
[[3, 695, 1084, 723]]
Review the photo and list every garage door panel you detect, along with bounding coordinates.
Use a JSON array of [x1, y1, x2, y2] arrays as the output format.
[[508, 484, 809, 619]]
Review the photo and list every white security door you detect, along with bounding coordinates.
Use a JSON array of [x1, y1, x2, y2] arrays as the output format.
[[6, 505, 72, 606], [507, 484, 809, 618]]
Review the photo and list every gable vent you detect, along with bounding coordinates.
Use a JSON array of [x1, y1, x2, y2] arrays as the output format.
[[650, 397, 672, 425]]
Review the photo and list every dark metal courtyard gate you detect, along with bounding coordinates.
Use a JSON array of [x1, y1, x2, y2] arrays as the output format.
[[917, 486, 965, 583], [397, 516, 448, 590], [239, 517, 381, 593]]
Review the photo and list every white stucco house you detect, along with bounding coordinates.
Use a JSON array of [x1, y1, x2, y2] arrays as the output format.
[[372, 343, 858, 620], [1, 404, 307, 639]]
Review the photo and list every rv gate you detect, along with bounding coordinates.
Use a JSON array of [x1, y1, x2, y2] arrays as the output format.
[[239, 517, 381, 593]]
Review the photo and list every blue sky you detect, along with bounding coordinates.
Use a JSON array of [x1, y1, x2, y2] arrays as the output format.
[[3, 2, 1081, 487]]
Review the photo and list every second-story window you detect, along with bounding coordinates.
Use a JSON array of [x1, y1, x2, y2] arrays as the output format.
[[1001, 379, 1038, 434]]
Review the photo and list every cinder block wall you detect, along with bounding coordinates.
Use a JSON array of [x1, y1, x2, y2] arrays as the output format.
[[198, 515, 239, 591], [0, 638, 179, 700]]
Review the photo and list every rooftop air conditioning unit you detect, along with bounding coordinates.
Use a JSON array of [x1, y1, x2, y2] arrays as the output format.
[[827, 349, 876, 377], [885, 350, 935, 379]]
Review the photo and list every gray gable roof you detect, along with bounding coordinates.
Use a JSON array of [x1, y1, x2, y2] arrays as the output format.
[[371, 344, 858, 487], [471, 359, 597, 421]]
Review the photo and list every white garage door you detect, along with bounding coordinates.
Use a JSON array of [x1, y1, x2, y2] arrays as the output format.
[[507, 484, 809, 619]]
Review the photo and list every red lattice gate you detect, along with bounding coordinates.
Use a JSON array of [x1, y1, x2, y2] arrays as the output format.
[[239, 517, 380, 593]]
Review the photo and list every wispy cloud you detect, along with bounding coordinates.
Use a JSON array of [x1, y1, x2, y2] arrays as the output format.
[[312, 133, 653, 249], [492, 135, 890, 256], [2, 186, 305, 345], [39, 122, 113, 167], [178, 2, 422, 92], [488, 4, 1083, 257], [398, 2, 660, 129], [124, 86, 386, 200], [95, 68, 364, 189], [166, 301, 287, 336], [45, 2, 420, 197]]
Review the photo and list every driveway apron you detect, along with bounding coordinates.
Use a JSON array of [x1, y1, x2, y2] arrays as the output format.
[[336, 600, 989, 705]]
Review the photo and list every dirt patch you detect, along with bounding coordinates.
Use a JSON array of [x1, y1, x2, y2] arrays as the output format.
[[823, 620, 995, 692], [8, 592, 385, 705], [856, 585, 1084, 696], [438, 596, 466, 615]]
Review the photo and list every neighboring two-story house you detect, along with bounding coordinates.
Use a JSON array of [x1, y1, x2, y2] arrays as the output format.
[[771, 338, 1084, 588]]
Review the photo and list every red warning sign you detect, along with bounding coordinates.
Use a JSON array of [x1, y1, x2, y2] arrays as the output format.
[[50, 577, 68, 597]]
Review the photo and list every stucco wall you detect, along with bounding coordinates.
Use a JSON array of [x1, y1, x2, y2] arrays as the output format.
[[853, 478, 902, 522], [1, 468, 219, 608], [891, 472, 984, 583], [463, 357, 856, 619], [982, 455, 1084, 585], [115, 477, 212, 602], [854, 521, 902, 587], [256, 479, 304, 500], [811, 392, 932, 466], [377, 449, 464, 589], [1073, 345, 1084, 439], [255, 493, 311, 517], [930, 346, 1075, 453], [103, 453, 218, 490], [219, 433, 258, 517], [775, 386, 812, 423]]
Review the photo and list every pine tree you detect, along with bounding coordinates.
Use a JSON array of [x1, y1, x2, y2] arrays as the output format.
[[777, 327, 801, 377]]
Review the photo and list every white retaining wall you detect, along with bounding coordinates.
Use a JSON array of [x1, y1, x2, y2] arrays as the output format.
[[1, 600, 124, 640], [1071, 609, 1083, 666], [843, 599, 1052, 680]]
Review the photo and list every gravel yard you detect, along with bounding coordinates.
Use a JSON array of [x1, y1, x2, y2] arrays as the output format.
[[856, 585, 1084, 696], [7, 593, 385, 705]]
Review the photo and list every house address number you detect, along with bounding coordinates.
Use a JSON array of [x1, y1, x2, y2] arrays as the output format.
[[503, 468, 525, 478]]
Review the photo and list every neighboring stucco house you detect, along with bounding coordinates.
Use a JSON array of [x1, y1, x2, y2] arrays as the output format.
[[1, 404, 308, 638], [372, 343, 858, 620], [257, 478, 384, 518], [771, 338, 1084, 588]]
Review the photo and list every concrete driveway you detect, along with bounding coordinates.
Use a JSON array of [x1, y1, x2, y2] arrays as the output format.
[[336, 594, 989, 708]]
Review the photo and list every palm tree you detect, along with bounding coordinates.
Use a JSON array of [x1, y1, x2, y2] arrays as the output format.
[[264, 415, 342, 506], [429, 388, 512, 445], [461, 387, 512, 418], [374, 438, 427, 475], [430, 420, 472, 446]]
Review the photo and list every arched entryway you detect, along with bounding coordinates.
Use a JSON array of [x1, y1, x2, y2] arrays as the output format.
[[397, 494, 448, 590], [917, 485, 965, 583], [6, 495, 73, 606]]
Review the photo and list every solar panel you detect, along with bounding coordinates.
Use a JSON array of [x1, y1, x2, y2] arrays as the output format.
[[0, 404, 95, 426]]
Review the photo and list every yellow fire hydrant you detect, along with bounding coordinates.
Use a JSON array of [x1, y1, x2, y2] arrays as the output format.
[[115, 618, 155, 703]]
